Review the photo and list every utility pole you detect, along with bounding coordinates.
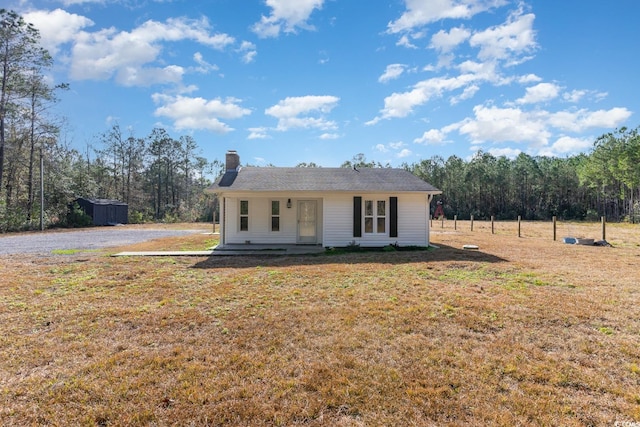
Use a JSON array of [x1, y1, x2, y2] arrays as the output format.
[[40, 145, 44, 231]]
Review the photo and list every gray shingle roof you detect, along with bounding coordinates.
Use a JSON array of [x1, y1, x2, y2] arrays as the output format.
[[207, 167, 441, 193]]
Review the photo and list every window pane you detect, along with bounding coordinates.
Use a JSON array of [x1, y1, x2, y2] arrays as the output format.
[[271, 216, 280, 232], [272, 200, 279, 215], [377, 200, 385, 216], [240, 216, 248, 231], [365, 217, 373, 233], [365, 200, 373, 216], [377, 217, 385, 233], [240, 200, 248, 215]]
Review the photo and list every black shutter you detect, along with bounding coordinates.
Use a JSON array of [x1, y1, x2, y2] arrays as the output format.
[[390, 196, 398, 238], [353, 196, 362, 237]]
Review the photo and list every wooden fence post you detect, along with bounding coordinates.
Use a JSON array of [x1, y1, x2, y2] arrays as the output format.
[[471, 215, 474, 231], [441, 215, 444, 228], [454, 215, 457, 230], [602, 216, 606, 241], [517, 215, 521, 238], [553, 216, 557, 241], [491, 215, 495, 234]]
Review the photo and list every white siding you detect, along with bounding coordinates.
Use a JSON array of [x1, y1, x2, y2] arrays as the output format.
[[323, 193, 429, 248], [222, 194, 323, 245], [397, 193, 429, 247], [323, 194, 354, 247], [222, 191, 431, 248]]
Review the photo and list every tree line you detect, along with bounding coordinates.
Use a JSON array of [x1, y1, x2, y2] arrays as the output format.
[[402, 126, 640, 223], [1, 119, 221, 231], [0, 9, 222, 231], [2, 9, 638, 232], [72, 124, 221, 225]]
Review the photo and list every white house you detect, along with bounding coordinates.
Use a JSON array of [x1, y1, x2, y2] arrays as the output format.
[[206, 150, 442, 248]]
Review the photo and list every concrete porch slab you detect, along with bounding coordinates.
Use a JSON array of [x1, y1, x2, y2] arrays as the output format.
[[112, 244, 325, 257], [212, 244, 325, 255], [113, 251, 214, 257]]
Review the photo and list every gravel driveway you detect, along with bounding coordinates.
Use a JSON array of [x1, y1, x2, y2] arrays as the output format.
[[0, 227, 203, 255]]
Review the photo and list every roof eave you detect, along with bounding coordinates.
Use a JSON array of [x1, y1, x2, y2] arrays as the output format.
[[205, 188, 442, 195]]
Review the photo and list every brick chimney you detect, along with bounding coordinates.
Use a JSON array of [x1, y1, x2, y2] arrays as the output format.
[[225, 150, 240, 171]]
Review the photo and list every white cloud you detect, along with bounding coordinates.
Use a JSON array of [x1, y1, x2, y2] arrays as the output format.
[[517, 82, 561, 104], [118, 65, 185, 87], [23, 9, 94, 55], [548, 136, 593, 154], [238, 41, 257, 64], [447, 104, 631, 155], [152, 94, 251, 133], [450, 84, 479, 104], [458, 104, 551, 147], [518, 73, 542, 84], [193, 52, 219, 74], [367, 73, 478, 123], [387, 0, 507, 34], [582, 107, 632, 128], [318, 50, 330, 64], [248, 127, 270, 139], [69, 16, 235, 86], [548, 107, 632, 132], [414, 128, 448, 145], [435, 53, 455, 69], [594, 91, 608, 102], [488, 147, 521, 158], [396, 34, 418, 49], [547, 111, 580, 132], [456, 60, 500, 81], [374, 142, 410, 158], [266, 95, 338, 117], [469, 9, 537, 62], [379, 64, 407, 83], [60, 0, 103, 5], [319, 133, 340, 140], [273, 116, 337, 131], [265, 95, 340, 131], [430, 26, 470, 53], [369, 61, 499, 121], [563, 90, 586, 103], [252, 0, 324, 38], [397, 148, 412, 158]]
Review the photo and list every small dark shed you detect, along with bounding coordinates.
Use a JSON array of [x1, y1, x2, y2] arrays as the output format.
[[74, 198, 128, 226]]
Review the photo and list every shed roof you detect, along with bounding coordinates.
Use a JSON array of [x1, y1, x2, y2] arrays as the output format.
[[76, 197, 127, 206], [207, 167, 441, 193]]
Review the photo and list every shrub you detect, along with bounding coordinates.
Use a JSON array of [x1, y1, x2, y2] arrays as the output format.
[[129, 209, 152, 224], [66, 202, 93, 228]]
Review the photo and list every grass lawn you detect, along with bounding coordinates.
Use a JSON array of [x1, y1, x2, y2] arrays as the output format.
[[1, 221, 639, 426]]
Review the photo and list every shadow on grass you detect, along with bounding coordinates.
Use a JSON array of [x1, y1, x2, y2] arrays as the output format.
[[192, 243, 506, 269]]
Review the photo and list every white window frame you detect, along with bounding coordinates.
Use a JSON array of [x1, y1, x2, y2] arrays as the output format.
[[364, 199, 386, 234], [270, 200, 280, 232], [239, 200, 249, 232]]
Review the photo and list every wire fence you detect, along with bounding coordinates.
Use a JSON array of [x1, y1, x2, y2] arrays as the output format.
[[430, 215, 615, 243]]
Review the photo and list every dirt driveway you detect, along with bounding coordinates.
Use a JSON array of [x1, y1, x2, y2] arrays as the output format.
[[0, 226, 205, 255]]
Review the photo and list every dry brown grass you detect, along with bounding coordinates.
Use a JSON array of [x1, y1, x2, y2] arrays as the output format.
[[1, 221, 639, 426]]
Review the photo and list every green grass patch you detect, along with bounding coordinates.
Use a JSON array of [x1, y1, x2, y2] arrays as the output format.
[[51, 249, 84, 255]]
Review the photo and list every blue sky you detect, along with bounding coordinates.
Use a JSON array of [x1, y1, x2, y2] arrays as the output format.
[[10, 0, 640, 167]]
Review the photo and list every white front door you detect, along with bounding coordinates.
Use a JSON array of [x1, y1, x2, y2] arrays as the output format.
[[297, 200, 317, 244]]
